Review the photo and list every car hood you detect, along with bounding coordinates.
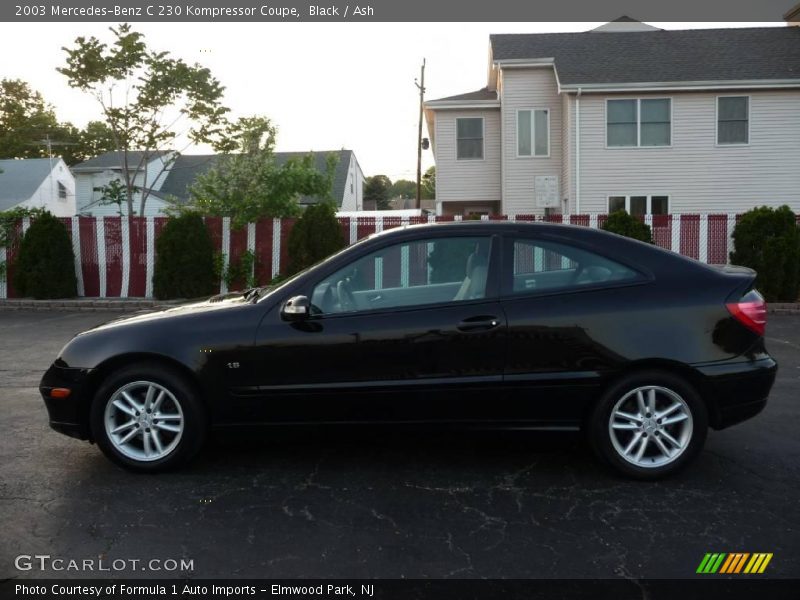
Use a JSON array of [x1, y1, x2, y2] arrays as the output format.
[[86, 295, 252, 334]]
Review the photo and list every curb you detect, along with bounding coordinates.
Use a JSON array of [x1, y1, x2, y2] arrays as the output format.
[[768, 303, 800, 315], [0, 299, 183, 313]]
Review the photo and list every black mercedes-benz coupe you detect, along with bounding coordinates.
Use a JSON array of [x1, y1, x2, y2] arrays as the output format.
[[40, 221, 776, 478]]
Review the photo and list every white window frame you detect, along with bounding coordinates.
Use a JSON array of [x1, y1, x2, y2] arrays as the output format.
[[716, 95, 751, 147], [605, 98, 673, 149], [607, 194, 670, 215], [57, 182, 68, 201], [515, 108, 551, 158], [455, 117, 485, 161]]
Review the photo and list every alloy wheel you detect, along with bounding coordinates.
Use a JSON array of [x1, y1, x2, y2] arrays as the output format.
[[104, 380, 184, 462], [608, 385, 694, 468]]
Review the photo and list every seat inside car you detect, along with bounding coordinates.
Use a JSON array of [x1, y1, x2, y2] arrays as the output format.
[[453, 250, 489, 301]]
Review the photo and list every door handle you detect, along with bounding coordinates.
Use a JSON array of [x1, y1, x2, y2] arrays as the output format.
[[457, 316, 501, 333]]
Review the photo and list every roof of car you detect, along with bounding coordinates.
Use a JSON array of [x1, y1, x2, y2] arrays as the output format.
[[365, 219, 684, 265]]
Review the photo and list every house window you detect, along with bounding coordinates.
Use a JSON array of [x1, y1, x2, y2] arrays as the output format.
[[517, 109, 550, 157], [607, 99, 671, 147], [456, 117, 484, 160], [58, 182, 67, 201], [607, 195, 669, 215], [718, 96, 749, 145]]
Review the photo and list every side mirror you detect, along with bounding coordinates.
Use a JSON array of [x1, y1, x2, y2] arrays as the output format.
[[281, 295, 310, 321]]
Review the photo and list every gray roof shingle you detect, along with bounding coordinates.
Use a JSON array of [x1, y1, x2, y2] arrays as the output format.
[[490, 26, 800, 86], [157, 150, 355, 207], [0, 159, 53, 211], [72, 150, 172, 171], [428, 88, 498, 103]]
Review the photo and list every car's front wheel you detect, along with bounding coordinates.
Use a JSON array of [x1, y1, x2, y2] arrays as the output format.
[[589, 370, 708, 479], [90, 362, 206, 472]]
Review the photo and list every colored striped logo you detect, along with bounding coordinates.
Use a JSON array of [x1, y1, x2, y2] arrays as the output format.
[[696, 553, 773, 574]]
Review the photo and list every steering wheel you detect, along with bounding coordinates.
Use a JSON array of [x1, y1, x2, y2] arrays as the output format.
[[336, 279, 358, 312]]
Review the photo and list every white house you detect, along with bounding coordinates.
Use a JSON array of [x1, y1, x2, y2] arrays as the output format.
[[0, 158, 76, 217], [71, 150, 176, 217], [72, 149, 365, 216], [424, 18, 800, 217]]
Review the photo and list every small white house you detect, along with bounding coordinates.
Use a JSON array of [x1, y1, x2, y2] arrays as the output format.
[[72, 149, 365, 216], [0, 158, 76, 216], [71, 151, 176, 217]]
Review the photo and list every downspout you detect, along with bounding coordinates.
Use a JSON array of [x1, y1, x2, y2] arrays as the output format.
[[575, 87, 582, 214]]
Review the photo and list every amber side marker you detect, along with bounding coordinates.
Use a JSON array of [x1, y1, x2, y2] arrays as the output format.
[[49, 388, 71, 398]]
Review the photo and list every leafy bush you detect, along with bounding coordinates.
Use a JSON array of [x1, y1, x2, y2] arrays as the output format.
[[222, 249, 257, 291], [731, 205, 800, 302], [601, 210, 653, 243], [153, 214, 218, 300], [286, 202, 345, 275], [14, 212, 77, 299]]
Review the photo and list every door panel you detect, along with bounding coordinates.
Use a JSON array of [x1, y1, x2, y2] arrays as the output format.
[[245, 301, 506, 422], [238, 234, 506, 424]]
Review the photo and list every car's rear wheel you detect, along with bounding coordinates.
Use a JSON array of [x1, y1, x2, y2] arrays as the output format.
[[589, 370, 708, 479], [90, 362, 206, 472]]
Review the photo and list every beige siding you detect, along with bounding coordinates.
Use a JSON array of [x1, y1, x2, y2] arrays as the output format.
[[501, 68, 563, 215], [433, 109, 501, 204], [561, 93, 574, 205], [573, 90, 800, 213]]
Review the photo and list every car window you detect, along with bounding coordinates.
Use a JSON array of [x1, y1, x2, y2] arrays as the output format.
[[311, 236, 492, 315], [505, 238, 638, 295]]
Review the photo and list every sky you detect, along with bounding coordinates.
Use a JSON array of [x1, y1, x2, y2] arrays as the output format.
[[0, 21, 783, 181]]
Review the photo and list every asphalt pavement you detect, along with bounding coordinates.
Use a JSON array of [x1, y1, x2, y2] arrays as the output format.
[[1, 310, 798, 580]]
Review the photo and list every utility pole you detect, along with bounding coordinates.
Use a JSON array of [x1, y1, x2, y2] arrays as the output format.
[[415, 58, 426, 210]]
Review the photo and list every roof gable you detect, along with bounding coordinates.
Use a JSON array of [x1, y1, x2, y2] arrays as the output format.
[[0, 159, 54, 211]]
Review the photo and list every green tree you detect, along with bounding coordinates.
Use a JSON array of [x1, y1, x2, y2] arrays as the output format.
[[0, 207, 46, 282], [390, 179, 416, 199], [66, 120, 117, 165], [364, 175, 392, 210], [0, 79, 116, 165], [422, 166, 435, 199], [13, 212, 77, 299], [97, 178, 137, 217], [0, 79, 61, 160], [286, 202, 345, 275], [731, 205, 800, 302], [59, 23, 235, 216], [153, 214, 217, 300], [186, 116, 337, 228], [601, 210, 653, 244]]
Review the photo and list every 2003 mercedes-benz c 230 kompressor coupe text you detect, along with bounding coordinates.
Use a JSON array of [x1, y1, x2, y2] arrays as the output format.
[[40, 221, 777, 478]]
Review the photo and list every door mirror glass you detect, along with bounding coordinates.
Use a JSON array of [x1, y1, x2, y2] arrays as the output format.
[[282, 295, 310, 320]]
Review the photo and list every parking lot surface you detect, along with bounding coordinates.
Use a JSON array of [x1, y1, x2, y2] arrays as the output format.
[[1, 310, 798, 579]]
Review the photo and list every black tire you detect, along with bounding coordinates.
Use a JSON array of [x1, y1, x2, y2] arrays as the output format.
[[588, 370, 708, 480], [90, 362, 207, 472]]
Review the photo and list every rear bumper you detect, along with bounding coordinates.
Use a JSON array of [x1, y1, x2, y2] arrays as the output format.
[[695, 357, 777, 429], [39, 364, 95, 441]]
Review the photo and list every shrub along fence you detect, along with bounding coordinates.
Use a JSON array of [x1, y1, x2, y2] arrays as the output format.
[[0, 213, 768, 299]]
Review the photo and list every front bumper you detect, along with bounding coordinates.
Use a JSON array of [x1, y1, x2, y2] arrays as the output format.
[[39, 363, 95, 440], [696, 357, 777, 429]]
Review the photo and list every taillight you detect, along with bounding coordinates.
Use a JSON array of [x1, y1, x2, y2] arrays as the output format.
[[726, 289, 766, 336]]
